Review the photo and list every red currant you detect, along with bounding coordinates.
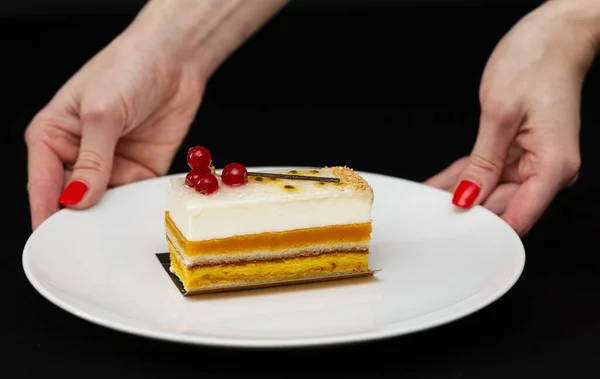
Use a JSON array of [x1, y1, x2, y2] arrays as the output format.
[[185, 169, 210, 188], [187, 146, 212, 171], [222, 163, 248, 186], [193, 173, 219, 195]]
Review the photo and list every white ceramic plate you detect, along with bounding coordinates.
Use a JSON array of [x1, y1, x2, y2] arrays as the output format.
[[23, 167, 525, 348]]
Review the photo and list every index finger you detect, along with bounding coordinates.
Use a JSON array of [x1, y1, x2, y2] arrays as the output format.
[[500, 173, 562, 237], [26, 138, 65, 230]]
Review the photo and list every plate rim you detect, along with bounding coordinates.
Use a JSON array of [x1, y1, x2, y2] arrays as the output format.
[[22, 167, 526, 349]]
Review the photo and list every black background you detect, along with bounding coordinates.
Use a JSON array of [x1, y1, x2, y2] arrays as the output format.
[[3, 0, 600, 377]]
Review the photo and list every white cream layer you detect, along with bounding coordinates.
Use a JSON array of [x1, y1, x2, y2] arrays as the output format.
[[167, 168, 373, 241]]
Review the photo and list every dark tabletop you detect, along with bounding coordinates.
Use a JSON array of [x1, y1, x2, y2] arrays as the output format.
[[3, 1, 600, 377]]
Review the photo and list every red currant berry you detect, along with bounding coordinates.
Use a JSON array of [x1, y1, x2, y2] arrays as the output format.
[[222, 163, 248, 186], [193, 173, 219, 195], [185, 169, 210, 188], [187, 146, 212, 170]]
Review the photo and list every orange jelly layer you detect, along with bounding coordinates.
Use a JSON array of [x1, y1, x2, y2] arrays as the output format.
[[165, 211, 372, 256]]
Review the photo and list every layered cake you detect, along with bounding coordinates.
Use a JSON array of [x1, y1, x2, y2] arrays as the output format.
[[165, 146, 376, 294]]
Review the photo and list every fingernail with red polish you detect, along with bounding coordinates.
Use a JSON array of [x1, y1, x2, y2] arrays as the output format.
[[452, 180, 480, 208], [58, 181, 88, 205]]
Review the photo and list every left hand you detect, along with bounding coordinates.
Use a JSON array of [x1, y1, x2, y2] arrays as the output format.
[[24, 0, 288, 230], [425, 0, 598, 237]]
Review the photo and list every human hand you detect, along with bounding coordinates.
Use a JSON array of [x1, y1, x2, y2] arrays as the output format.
[[24, 0, 288, 230], [425, 0, 600, 237], [24, 28, 205, 231]]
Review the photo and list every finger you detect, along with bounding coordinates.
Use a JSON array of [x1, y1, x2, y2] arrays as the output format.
[[59, 113, 121, 209], [424, 157, 469, 190], [501, 173, 561, 237], [64, 168, 73, 184], [505, 144, 524, 166], [426, 156, 524, 193], [108, 156, 158, 187], [451, 102, 523, 208], [26, 138, 65, 230], [481, 182, 519, 215], [500, 161, 522, 184], [565, 172, 579, 188]]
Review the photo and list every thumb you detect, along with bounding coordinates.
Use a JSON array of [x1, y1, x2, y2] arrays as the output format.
[[452, 103, 521, 209], [58, 112, 121, 209]]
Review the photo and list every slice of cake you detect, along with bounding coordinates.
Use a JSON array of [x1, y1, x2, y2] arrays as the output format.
[[164, 146, 376, 294]]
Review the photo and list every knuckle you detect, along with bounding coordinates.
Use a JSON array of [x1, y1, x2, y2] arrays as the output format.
[[567, 173, 580, 187], [24, 112, 48, 144], [80, 101, 126, 132], [548, 151, 581, 175], [80, 105, 111, 124], [563, 154, 581, 177], [24, 111, 78, 146], [74, 149, 106, 173], [545, 151, 581, 187], [481, 97, 520, 126], [24, 125, 36, 145], [469, 153, 503, 177], [562, 154, 581, 187]]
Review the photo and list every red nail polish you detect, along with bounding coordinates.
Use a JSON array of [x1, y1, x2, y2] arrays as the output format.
[[58, 181, 88, 205], [452, 180, 480, 208]]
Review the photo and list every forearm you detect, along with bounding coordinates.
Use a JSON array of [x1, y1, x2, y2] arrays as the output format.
[[544, 0, 600, 52], [127, 0, 290, 78]]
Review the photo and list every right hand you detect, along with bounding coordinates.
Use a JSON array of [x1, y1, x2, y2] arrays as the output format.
[[425, 0, 599, 236], [24, 15, 206, 230]]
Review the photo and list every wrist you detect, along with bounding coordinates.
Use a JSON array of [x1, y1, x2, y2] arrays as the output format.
[[543, 0, 600, 68], [125, 0, 288, 79]]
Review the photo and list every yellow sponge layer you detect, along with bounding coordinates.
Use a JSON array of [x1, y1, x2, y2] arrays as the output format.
[[167, 240, 369, 291]]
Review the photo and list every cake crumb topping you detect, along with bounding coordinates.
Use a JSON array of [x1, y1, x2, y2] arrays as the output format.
[[328, 166, 374, 196]]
